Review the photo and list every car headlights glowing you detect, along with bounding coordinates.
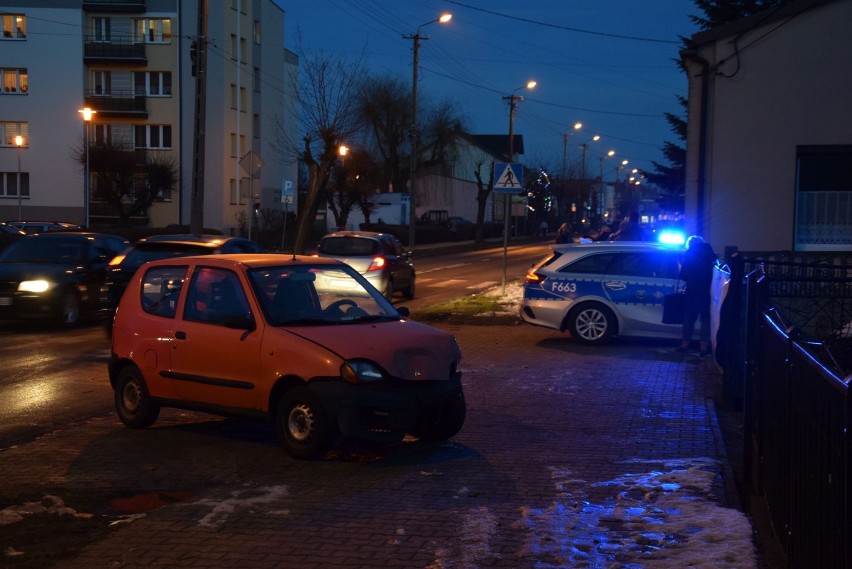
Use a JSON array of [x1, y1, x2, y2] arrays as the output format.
[[18, 279, 53, 293], [340, 359, 386, 384]]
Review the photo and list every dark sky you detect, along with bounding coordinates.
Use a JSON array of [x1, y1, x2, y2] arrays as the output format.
[[277, 0, 700, 181]]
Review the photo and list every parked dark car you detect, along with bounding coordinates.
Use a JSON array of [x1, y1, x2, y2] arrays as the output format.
[[0, 232, 129, 326], [0, 222, 26, 253], [6, 221, 83, 234], [104, 234, 263, 332], [316, 231, 415, 299]]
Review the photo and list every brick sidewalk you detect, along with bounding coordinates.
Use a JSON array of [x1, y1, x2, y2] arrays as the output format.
[[0, 323, 754, 568]]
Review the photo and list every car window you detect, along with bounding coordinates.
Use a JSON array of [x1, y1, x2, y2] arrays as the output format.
[[140, 266, 188, 318], [183, 267, 251, 325], [607, 252, 681, 279], [559, 253, 614, 274], [319, 237, 379, 256]]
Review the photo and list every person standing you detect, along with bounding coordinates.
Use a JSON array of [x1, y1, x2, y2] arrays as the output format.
[[555, 223, 571, 244], [677, 235, 717, 355]]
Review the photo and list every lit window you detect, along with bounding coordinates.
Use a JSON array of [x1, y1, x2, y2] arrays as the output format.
[[2, 14, 26, 39]]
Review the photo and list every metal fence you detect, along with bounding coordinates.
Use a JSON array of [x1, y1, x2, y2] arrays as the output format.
[[721, 251, 852, 569]]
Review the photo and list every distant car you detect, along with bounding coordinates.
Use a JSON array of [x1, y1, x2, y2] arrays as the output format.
[[316, 230, 415, 299], [7, 221, 83, 234], [104, 234, 263, 330], [0, 232, 129, 325], [0, 222, 26, 253], [520, 241, 686, 345], [109, 254, 465, 459]]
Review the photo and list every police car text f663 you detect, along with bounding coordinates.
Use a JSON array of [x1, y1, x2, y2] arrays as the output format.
[[520, 242, 685, 345]]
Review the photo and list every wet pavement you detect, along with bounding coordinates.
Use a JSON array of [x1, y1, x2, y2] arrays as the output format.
[[0, 323, 758, 568]]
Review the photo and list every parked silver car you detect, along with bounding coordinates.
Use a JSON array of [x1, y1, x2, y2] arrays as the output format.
[[520, 241, 685, 345], [316, 231, 415, 299]]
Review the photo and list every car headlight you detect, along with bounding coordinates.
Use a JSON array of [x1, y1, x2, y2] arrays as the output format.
[[340, 359, 386, 384], [18, 280, 54, 293]]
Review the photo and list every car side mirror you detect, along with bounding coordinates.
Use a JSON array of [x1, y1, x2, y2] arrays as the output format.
[[224, 314, 256, 331], [396, 306, 410, 318]]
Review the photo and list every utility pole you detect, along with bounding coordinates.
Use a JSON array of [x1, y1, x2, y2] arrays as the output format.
[[189, 0, 208, 235]]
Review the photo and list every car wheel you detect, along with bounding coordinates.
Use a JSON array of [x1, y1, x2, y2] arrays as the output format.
[[410, 389, 466, 442], [402, 272, 415, 299], [276, 387, 333, 459], [57, 289, 81, 326], [566, 302, 616, 345], [114, 366, 160, 429]]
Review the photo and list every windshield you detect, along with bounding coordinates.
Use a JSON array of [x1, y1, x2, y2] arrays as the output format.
[[248, 263, 400, 326], [0, 236, 86, 264]]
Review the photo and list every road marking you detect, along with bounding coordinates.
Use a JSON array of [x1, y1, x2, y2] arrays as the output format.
[[430, 279, 466, 288], [418, 263, 471, 275]]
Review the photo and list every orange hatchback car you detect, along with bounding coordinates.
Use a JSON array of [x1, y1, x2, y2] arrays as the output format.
[[109, 254, 465, 459]]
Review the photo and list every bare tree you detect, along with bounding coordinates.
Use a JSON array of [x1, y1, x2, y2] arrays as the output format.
[[74, 138, 176, 224], [290, 49, 365, 254], [356, 75, 411, 194], [473, 161, 495, 243]]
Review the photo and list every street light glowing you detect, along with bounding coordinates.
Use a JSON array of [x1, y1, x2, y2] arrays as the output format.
[[78, 107, 96, 122], [607, 150, 615, 157], [573, 122, 583, 130], [526, 80, 537, 90], [338, 145, 349, 157], [14, 135, 23, 147], [592, 135, 601, 141], [439, 13, 452, 23]]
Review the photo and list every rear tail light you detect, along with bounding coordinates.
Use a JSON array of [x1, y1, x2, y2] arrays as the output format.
[[525, 271, 546, 284], [367, 257, 386, 271], [108, 254, 126, 266]]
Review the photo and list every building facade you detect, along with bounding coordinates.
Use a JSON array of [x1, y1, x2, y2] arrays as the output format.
[[0, 0, 297, 235], [681, 0, 852, 253]]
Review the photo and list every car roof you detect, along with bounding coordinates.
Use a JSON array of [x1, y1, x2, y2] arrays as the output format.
[[18, 231, 126, 240], [552, 241, 683, 253], [139, 253, 344, 269], [137, 234, 253, 244], [321, 230, 392, 241]]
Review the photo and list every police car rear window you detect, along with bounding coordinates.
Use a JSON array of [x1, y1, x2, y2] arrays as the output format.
[[558, 253, 615, 274]]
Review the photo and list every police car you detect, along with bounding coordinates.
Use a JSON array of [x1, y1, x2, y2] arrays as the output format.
[[520, 241, 685, 345]]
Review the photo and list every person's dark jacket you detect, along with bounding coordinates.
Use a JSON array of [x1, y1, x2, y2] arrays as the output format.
[[680, 242, 717, 308]]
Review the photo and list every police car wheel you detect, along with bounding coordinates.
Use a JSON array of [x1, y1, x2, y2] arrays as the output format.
[[566, 302, 616, 345]]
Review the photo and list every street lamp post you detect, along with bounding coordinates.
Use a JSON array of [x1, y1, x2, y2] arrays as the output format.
[[14, 135, 24, 221], [500, 80, 536, 291], [404, 12, 451, 252], [78, 107, 96, 228], [562, 122, 582, 180]]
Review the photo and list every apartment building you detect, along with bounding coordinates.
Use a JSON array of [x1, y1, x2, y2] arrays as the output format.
[[0, 0, 298, 235]]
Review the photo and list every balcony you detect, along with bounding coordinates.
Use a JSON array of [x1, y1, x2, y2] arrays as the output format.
[[82, 0, 146, 12], [84, 37, 146, 65], [85, 90, 148, 118]]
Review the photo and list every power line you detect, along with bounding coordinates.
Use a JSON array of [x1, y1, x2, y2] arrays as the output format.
[[442, 0, 681, 44]]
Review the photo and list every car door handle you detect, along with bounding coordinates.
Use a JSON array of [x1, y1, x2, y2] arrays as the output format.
[[605, 281, 627, 291], [175, 331, 187, 340]]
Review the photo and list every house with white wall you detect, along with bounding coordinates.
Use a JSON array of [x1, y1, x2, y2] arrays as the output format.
[[330, 133, 523, 231], [681, 0, 852, 253]]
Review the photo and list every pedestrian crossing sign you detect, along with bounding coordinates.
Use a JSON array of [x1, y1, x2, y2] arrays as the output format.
[[493, 162, 523, 193]]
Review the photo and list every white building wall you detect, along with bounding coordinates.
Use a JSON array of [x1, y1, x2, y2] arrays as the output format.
[[685, 0, 852, 252], [0, 6, 85, 222]]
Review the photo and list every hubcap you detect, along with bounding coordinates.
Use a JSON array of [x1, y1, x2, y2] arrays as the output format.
[[123, 380, 141, 412], [288, 404, 313, 442], [577, 309, 607, 340]]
